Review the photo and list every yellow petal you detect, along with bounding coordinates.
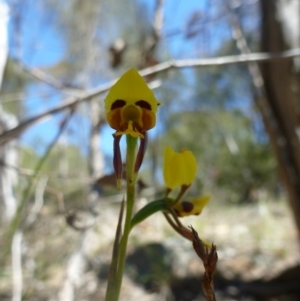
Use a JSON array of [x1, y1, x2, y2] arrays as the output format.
[[170, 152, 187, 187], [104, 69, 160, 113], [163, 146, 197, 189], [115, 129, 143, 138], [163, 146, 177, 189], [172, 195, 210, 217], [180, 150, 197, 185]]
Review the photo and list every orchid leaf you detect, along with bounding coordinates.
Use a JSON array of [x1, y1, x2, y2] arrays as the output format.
[[130, 199, 171, 230]]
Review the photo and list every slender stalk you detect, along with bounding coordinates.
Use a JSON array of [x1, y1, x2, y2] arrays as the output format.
[[114, 135, 137, 300], [105, 135, 137, 301]]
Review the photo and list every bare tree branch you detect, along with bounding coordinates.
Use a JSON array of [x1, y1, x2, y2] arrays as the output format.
[[20, 64, 84, 97], [140, 48, 300, 75], [1, 48, 300, 146]]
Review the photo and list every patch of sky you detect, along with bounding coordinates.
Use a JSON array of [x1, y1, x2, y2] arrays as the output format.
[[24, 84, 61, 116], [239, 1, 260, 39], [20, 107, 92, 156], [21, 81, 93, 156], [8, 0, 65, 66], [20, 112, 65, 154], [10, 0, 257, 166]]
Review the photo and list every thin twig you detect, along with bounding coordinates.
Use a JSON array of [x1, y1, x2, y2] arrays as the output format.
[[1, 48, 300, 146]]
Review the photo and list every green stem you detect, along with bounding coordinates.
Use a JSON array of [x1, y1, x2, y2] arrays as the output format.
[[115, 135, 137, 300]]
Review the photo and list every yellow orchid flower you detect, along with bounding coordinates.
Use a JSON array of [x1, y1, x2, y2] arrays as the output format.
[[172, 195, 210, 217], [163, 146, 197, 190], [104, 68, 160, 138], [163, 146, 210, 217]]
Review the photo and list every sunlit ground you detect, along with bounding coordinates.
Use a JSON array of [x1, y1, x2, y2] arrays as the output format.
[[1, 195, 299, 301], [132, 196, 299, 278]]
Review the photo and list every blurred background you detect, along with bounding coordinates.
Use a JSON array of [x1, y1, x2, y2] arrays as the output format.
[[1, 0, 300, 300]]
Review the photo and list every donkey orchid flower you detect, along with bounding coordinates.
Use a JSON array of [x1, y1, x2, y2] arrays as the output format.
[[163, 146, 210, 217], [104, 69, 160, 189], [104, 68, 160, 138]]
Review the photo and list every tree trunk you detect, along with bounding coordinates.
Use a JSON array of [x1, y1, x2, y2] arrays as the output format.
[[259, 0, 300, 239]]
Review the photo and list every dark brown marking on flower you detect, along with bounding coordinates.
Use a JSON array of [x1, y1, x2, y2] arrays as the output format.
[[135, 100, 151, 110], [182, 201, 194, 213], [111, 99, 126, 110]]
